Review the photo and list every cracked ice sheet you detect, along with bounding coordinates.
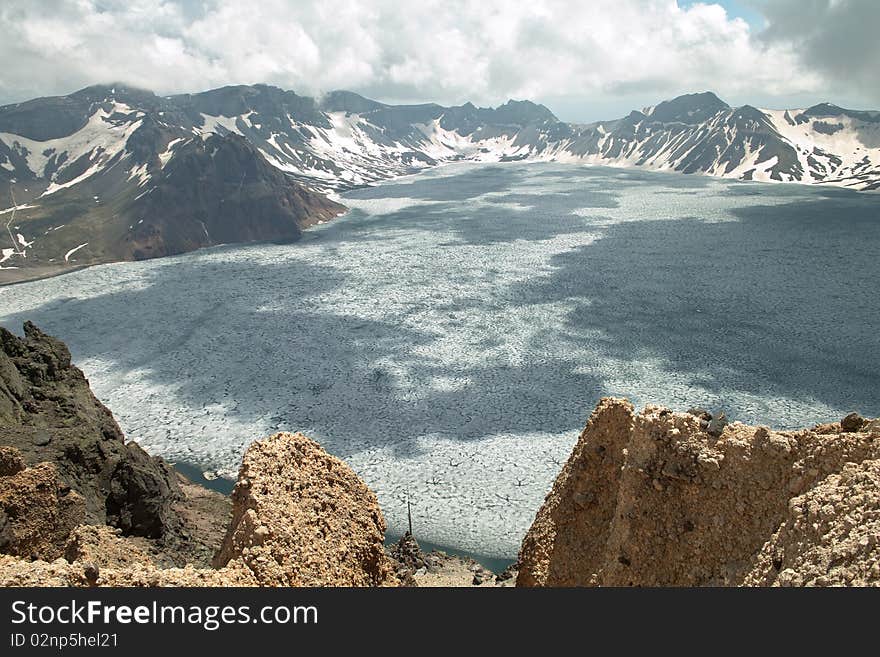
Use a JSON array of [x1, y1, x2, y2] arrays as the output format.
[[0, 162, 877, 557]]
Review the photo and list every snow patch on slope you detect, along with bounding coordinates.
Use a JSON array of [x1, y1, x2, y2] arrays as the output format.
[[0, 103, 142, 192], [198, 112, 249, 137], [64, 242, 89, 262]]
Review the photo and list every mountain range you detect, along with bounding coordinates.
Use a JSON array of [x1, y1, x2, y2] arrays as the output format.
[[1, 83, 878, 283]]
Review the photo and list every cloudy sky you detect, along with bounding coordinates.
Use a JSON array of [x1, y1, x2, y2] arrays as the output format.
[[0, 0, 876, 122]]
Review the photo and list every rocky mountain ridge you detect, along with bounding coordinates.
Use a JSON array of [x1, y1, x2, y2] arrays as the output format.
[[0, 84, 345, 284], [2, 84, 878, 283]]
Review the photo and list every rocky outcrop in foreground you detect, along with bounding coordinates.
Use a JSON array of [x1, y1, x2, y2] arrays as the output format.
[[0, 432, 399, 586], [4, 324, 878, 587], [0, 447, 84, 559], [0, 322, 180, 538], [517, 399, 880, 587], [0, 323, 398, 586], [213, 431, 395, 586]]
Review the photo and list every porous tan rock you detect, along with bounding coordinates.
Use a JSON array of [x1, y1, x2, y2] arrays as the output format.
[[0, 446, 24, 476], [0, 554, 259, 587], [214, 432, 397, 586], [743, 459, 880, 586], [0, 520, 259, 587], [0, 451, 86, 559], [517, 398, 633, 587], [517, 398, 880, 587], [62, 525, 153, 570]]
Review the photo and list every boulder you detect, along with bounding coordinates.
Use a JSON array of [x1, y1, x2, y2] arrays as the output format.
[[214, 432, 397, 586]]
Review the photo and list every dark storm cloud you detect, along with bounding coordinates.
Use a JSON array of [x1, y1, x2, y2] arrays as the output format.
[[752, 0, 880, 106]]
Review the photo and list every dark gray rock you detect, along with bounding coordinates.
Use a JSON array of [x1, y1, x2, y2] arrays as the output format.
[[0, 323, 182, 539], [707, 412, 728, 438], [83, 561, 99, 584], [841, 413, 865, 433], [687, 407, 712, 421], [389, 531, 427, 571]]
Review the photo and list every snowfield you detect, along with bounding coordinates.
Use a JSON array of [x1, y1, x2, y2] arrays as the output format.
[[0, 163, 877, 557]]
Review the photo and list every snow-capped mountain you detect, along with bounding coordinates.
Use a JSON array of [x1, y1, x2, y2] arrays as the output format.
[[1, 84, 877, 282], [0, 84, 346, 282], [552, 92, 880, 190]]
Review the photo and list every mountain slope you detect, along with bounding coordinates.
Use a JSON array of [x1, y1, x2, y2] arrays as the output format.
[[556, 92, 880, 188], [1, 84, 878, 282], [0, 84, 344, 283]]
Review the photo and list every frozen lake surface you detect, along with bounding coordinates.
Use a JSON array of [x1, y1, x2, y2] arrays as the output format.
[[1, 163, 878, 557]]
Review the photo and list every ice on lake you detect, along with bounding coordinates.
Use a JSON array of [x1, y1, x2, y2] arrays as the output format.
[[1, 162, 878, 557]]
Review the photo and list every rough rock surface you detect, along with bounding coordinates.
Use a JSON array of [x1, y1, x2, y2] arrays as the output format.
[[743, 459, 880, 586], [0, 323, 181, 537], [0, 446, 24, 476], [0, 505, 251, 587], [0, 451, 85, 559], [62, 525, 153, 570], [1, 431, 400, 587], [163, 476, 232, 568], [0, 554, 259, 587], [214, 432, 397, 586], [411, 555, 513, 588], [517, 398, 880, 587], [389, 532, 427, 572], [386, 532, 513, 587], [387, 532, 423, 586]]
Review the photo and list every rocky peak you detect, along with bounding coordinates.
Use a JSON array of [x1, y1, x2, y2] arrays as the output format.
[[799, 102, 880, 124], [173, 84, 329, 126], [70, 83, 160, 108], [648, 91, 729, 124], [320, 90, 386, 114], [726, 105, 773, 131], [126, 132, 345, 261], [493, 99, 558, 125]]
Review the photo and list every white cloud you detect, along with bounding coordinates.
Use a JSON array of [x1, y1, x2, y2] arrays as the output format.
[[0, 0, 851, 120]]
